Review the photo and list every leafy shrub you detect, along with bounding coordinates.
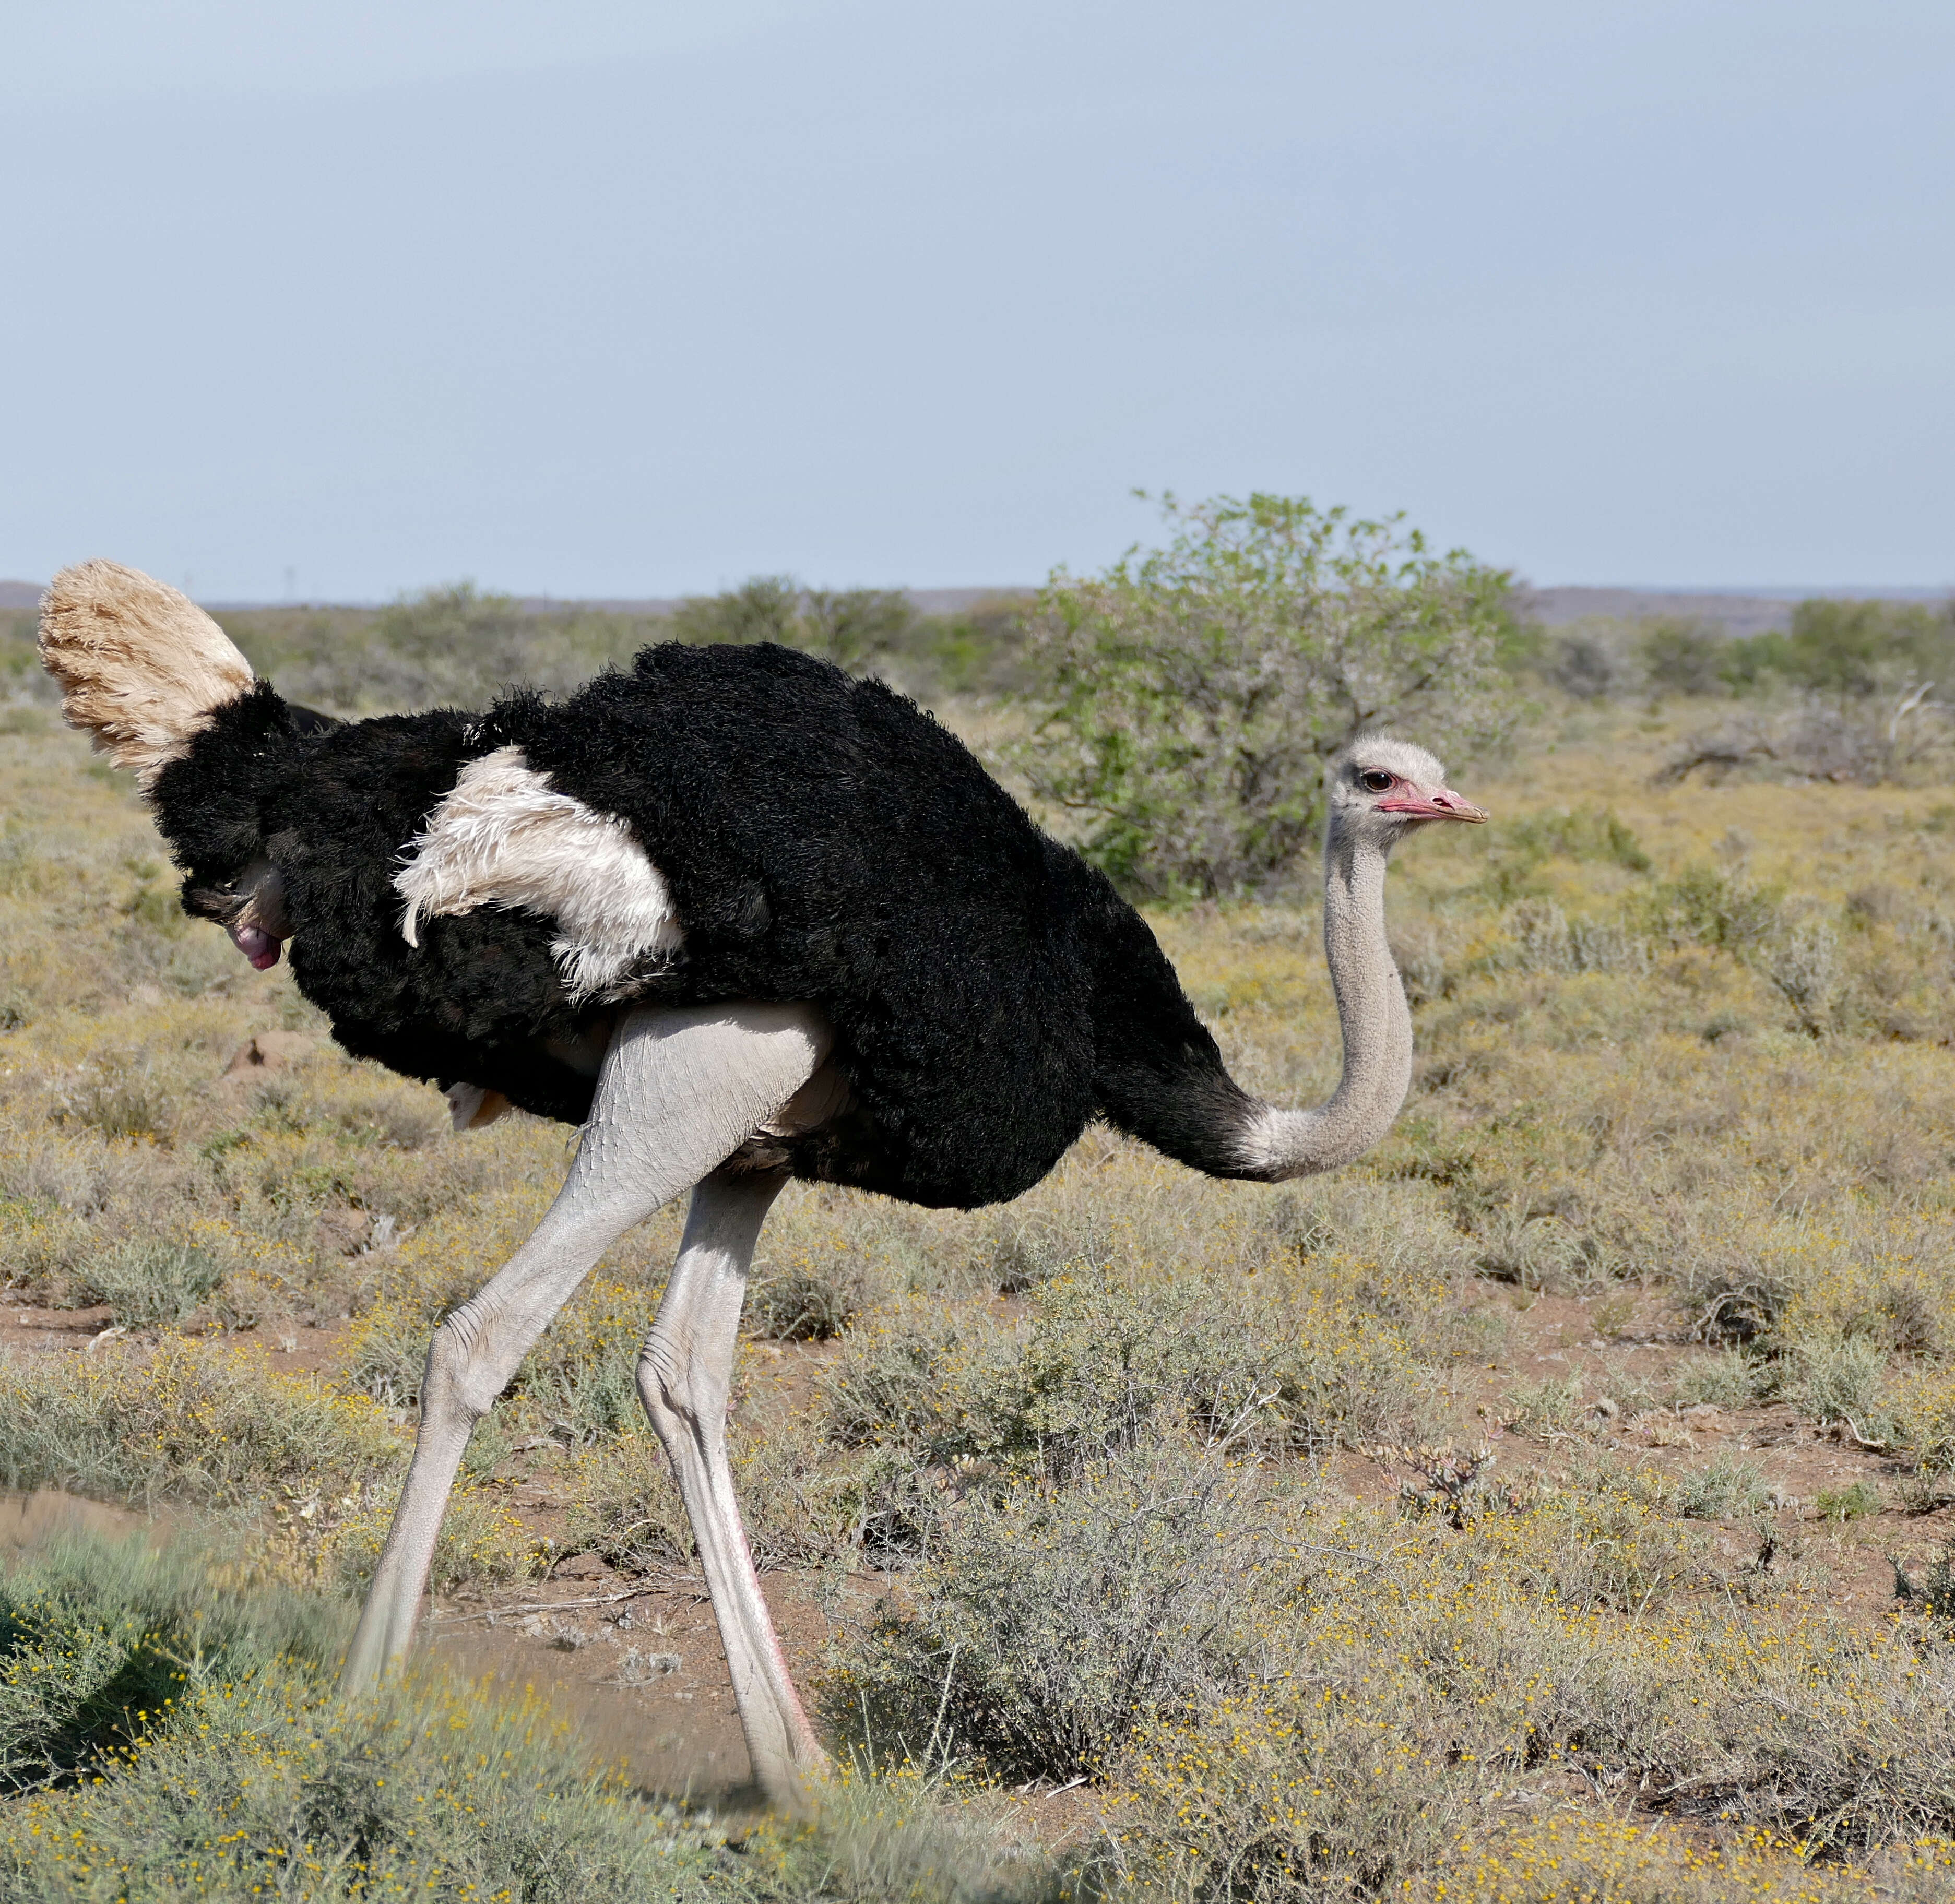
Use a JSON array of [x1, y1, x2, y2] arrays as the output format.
[[1638, 616, 1733, 697], [1815, 1480, 1880, 1524], [1730, 598, 1954, 700], [671, 576, 916, 671], [247, 584, 647, 715], [1014, 492, 1519, 898]]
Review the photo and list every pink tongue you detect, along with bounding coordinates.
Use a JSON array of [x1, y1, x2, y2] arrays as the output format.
[[231, 924, 282, 970]]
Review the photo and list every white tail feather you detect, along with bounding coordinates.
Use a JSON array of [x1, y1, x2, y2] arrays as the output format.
[[38, 561, 256, 787]]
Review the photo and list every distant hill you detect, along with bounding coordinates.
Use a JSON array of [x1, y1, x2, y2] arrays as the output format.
[[208, 586, 1033, 615], [19, 576, 1947, 634], [1519, 585, 1950, 637]]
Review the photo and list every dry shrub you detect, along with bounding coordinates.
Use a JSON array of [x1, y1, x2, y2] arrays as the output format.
[[51, 1062, 183, 1143], [1887, 1368, 1955, 1474], [826, 1441, 1269, 1782], [564, 1401, 897, 1575], [1501, 1373, 1586, 1439], [1671, 1452, 1772, 1521], [1783, 1338, 1897, 1441], [1461, 1461, 1708, 1611], [325, 1479, 539, 1594], [348, 1274, 657, 1443], [565, 1430, 693, 1573], [1671, 1349, 1767, 1409], [508, 1277, 659, 1444], [72, 1236, 226, 1327], [1409, 1822, 1955, 1904], [820, 1296, 1018, 1458], [0, 1532, 718, 1900], [1081, 1481, 1955, 1896], [746, 1262, 864, 1340], [743, 1763, 1061, 1904], [0, 1336, 401, 1507], [824, 1250, 1450, 1496], [731, 1397, 884, 1571]]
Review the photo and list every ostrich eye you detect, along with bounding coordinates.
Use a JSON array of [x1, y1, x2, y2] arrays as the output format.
[[1358, 770, 1395, 793]]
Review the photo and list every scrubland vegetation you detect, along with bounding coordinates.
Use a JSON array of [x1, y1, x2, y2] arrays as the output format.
[[4, 518, 1955, 1898]]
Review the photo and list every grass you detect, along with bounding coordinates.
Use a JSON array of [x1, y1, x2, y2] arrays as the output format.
[[0, 1531, 729, 1901], [7, 670, 1955, 1895], [0, 1531, 1063, 1903]]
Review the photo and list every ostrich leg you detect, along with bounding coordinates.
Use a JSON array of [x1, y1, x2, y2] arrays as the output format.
[[637, 1169, 822, 1810], [340, 1001, 827, 1699]]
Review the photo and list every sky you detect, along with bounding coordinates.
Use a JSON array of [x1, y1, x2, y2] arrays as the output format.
[[3, 2, 1951, 601]]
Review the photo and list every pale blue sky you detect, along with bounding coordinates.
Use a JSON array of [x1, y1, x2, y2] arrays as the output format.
[[3, 2, 1950, 600]]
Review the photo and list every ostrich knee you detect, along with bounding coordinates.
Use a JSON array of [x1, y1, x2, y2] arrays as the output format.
[[636, 1330, 726, 1458], [421, 1303, 510, 1434]]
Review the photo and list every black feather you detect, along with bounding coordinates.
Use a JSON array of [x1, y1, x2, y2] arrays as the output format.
[[147, 646, 1251, 1207]]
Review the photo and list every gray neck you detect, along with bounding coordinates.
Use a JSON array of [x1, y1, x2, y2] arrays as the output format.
[[1236, 817, 1412, 1181]]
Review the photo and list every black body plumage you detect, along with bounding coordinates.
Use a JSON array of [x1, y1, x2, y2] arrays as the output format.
[[148, 644, 1254, 1208]]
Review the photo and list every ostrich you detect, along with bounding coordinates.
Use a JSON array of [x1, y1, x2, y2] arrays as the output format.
[[39, 559, 1486, 1810]]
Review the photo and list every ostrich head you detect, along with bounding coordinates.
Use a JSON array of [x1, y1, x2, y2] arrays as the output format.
[[1326, 736, 1488, 848]]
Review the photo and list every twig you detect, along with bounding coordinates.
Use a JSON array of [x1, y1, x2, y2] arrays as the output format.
[[923, 1644, 961, 1771], [1836, 1415, 1890, 1451], [432, 1575, 708, 1626]]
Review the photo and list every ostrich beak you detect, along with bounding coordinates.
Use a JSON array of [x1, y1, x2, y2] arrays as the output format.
[[229, 921, 283, 969], [1379, 783, 1489, 824]]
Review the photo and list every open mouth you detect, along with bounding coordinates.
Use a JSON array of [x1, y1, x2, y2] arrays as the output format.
[[229, 922, 283, 970]]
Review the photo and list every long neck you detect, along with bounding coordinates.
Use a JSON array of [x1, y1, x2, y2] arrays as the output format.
[[1236, 820, 1412, 1181]]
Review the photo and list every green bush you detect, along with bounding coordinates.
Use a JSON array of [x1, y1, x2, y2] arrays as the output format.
[[1013, 492, 1519, 898], [1727, 599, 1954, 700], [670, 577, 916, 671], [1639, 616, 1733, 697]]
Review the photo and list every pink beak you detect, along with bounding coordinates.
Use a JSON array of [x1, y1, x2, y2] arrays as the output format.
[[229, 922, 283, 970], [1378, 782, 1489, 824]]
